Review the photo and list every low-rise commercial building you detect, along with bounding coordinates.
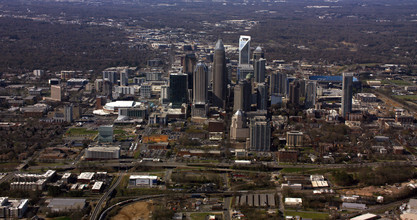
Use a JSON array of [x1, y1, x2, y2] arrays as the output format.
[[0, 197, 28, 219]]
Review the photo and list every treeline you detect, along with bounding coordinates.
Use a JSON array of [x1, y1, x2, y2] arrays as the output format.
[[0, 17, 155, 72]]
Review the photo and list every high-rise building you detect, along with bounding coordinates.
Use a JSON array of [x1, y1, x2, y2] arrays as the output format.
[[233, 80, 251, 112], [305, 81, 317, 108], [257, 83, 268, 110], [64, 104, 73, 123], [103, 71, 118, 84], [183, 54, 197, 100], [212, 39, 227, 108], [254, 58, 266, 83], [51, 85, 62, 101], [230, 110, 249, 140], [249, 116, 271, 151], [239, 35, 251, 65], [342, 73, 353, 118], [279, 72, 288, 96], [169, 73, 188, 108], [192, 62, 209, 118], [253, 46, 264, 61], [270, 72, 279, 94], [120, 69, 128, 86], [289, 80, 301, 106]]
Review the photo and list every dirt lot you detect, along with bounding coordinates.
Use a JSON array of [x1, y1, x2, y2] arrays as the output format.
[[112, 201, 154, 220]]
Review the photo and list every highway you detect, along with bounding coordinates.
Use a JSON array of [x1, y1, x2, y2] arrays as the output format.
[[90, 172, 124, 220]]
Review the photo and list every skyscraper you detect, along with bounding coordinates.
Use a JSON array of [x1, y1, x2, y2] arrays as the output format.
[[257, 83, 268, 110], [192, 62, 209, 118], [250, 116, 271, 152], [239, 35, 251, 65], [253, 46, 266, 83], [169, 73, 188, 108], [233, 79, 251, 112], [278, 72, 288, 96], [289, 80, 301, 106], [182, 53, 197, 99], [212, 39, 227, 108], [342, 73, 353, 118], [254, 58, 266, 83], [305, 81, 317, 109], [253, 46, 264, 61], [270, 72, 279, 94]]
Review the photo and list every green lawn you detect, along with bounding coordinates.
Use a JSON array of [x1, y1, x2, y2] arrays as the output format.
[[285, 210, 329, 220], [394, 95, 417, 101], [382, 79, 414, 86], [65, 127, 98, 136]]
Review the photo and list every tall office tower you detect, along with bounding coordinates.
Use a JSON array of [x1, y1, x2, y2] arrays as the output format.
[[233, 80, 251, 112], [103, 71, 118, 84], [249, 116, 271, 152], [230, 110, 249, 140], [342, 73, 353, 118], [253, 46, 264, 61], [239, 35, 251, 65], [212, 39, 227, 108], [279, 72, 288, 96], [254, 58, 266, 83], [182, 54, 197, 75], [257, 83, 268, 110], [182, 53, 197, 98], [120, 69, 128, 86], [169, 73, 188, 108], [289, 80, 301, 106], [305, 81, 317, 108], [270, 72, 279, 94], [51, 85, 62, 101], [64, 104, 73, 123], [192, 62, 209, 118]]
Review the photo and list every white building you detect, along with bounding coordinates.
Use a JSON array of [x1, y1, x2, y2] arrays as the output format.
[[129, 175, 158, 187]]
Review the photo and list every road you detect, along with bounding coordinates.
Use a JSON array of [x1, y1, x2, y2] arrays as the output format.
[[90, 172, 124, 220], [25, 159, 416, 172]]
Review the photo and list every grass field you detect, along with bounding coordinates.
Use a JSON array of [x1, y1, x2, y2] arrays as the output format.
[[285, 210, 329, 220]]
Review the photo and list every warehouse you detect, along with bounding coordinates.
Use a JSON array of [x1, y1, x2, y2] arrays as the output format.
[[129, 175, 158, 187]]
